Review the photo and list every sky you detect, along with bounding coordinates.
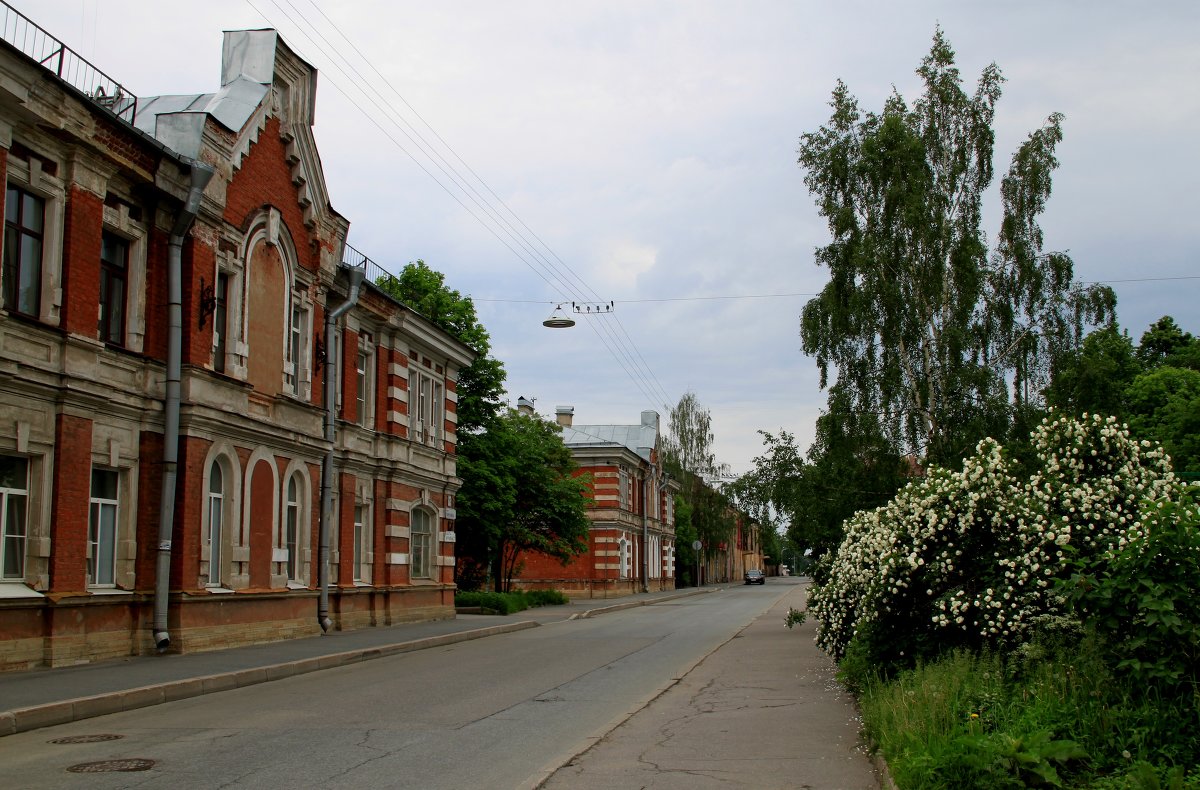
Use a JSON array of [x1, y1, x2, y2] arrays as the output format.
[[25, 1, 1200, 477]]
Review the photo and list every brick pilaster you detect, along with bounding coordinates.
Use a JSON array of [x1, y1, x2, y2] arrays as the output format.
[[49, 413, 93, 590]]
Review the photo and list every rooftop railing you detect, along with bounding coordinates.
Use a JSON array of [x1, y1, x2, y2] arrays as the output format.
[[343, 242, 403, 298], [1, 1, 137, 123]]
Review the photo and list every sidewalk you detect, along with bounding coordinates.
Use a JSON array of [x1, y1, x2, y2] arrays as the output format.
[[538, 579, 884, 790], [0, 586, 710, 738]]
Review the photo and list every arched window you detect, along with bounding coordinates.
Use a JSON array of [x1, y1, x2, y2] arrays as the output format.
[[285, 474, 300, 582], [410, 508, 433, 579], [618, 537, 630, 579], [206, 462, 224, 586]]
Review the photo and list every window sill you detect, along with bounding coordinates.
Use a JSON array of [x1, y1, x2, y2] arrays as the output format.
[[86, 587, 132, 596], [204, 586, 236, 594], [286, 580, 308, 590], [0, 582, 45, 599]]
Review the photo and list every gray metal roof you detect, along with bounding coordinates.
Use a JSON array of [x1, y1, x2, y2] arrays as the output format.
[[131, 30, 276, 156], [561, 423, 656, 463]]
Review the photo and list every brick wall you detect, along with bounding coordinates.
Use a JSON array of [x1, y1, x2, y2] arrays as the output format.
[[48, 413, 93, 590], [222, 116, 322, 275], [60, 186, 103, 338]]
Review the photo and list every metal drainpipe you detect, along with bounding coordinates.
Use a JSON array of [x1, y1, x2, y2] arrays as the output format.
[[317, 264, 366, 632], [153, 162, 215, 651], [641, 470, 649, 593]]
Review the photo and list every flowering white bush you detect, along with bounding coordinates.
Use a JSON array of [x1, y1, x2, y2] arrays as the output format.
[[808, 413, 1179, 663]]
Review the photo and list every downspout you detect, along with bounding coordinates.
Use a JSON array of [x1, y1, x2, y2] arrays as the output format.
[[154, 161, 215, 651], [317, 264, 366, 632], [640, 470, 649, 593]]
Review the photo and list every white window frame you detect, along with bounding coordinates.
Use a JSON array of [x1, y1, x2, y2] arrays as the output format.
[[355, 332, 374, 428], [284, 472, 302, 583], [410, 507, 433, 579], [283, 287, 313, 399], [87, 467, 120, 587], [3, 153, 65, 325], [408, 366, 443, 448], [202, 452, 239, 589], [353, 493, 372, 584], [619, 469, 631, 511], [1, 455, 29, 581]]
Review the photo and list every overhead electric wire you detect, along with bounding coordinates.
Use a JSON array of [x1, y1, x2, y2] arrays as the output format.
[[250, 0, 676, 412]]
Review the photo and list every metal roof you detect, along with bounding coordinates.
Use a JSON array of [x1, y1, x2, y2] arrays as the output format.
[[561, 423, 656, 463]]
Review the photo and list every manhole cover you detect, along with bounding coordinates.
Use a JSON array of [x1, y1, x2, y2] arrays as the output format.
[[49, 734, 124, 744], [66, 759, 155, 773]]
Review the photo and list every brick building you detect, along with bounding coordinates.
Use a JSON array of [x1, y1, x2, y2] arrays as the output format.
[[0, 12, 471, 670], [510, 400, 678, 597]]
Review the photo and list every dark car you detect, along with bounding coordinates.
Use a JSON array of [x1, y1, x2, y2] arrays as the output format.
[[744, 569, 766, 585]]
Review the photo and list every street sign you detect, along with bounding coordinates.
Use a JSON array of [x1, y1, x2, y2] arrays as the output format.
[[692, 540, 702, 551]]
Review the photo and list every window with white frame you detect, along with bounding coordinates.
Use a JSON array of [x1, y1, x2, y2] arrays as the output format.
[[284, 473, 302, 583], [355, 333, 374, 427], [353, 498, 372, 583], [619, 469, 631, 511], [409, 369, 443, 447], [619, 537, 630, 579], [3, 185, 44, 318], [1, 456, 29, 581], [204, 461, 225, 583], [87, 468, 119, 587], [283, 291, 312, 396], [410, 507, 433, 579]]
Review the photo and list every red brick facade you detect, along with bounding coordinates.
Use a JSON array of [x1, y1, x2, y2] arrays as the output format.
[[0, 28, 474, 670]]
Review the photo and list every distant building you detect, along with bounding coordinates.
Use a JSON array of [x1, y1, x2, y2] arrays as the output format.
[[510, 400, 678, 597], [0, 9, 470, 669]]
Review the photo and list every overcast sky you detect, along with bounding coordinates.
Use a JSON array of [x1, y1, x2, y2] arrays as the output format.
[[27, 1, 1200, 476]]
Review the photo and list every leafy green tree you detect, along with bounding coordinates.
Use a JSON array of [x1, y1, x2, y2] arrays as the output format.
[[376, 260, 505, 435], [1137, 315, 1200, 371], [1045, 325, 1140, 419], [1125, 366, 1200, 478], [661, 392, 734, 557], [457, 409, 591, 592], [797, 28, 1114, 466], [672, 495, 698, 587]]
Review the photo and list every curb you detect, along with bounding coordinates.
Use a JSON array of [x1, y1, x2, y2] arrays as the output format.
[[0, 620, 537, 738]]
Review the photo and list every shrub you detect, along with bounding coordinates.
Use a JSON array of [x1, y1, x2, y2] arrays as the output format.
[[1059, 488, 1200, 693], [807, 413, 1179, 668], [454, 588, 568, 614]]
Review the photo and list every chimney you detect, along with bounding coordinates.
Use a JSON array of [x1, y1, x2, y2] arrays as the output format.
[[555, 405, 574, 427], [641, 410, 659, 432], [516, 396, 535, 416]]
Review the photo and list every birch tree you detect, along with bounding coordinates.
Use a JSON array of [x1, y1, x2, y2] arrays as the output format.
[[798, 28, 1114, 464]]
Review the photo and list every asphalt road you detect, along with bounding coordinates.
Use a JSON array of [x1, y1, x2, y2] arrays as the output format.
[[0, 583, 795, 789]]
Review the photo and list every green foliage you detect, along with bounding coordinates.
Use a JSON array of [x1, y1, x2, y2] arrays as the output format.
[[808, 413, 1178, 666], [1137, 316, 1198, 371], [672, 495, 698, 586], [374, 259, 506, 436], [857, 644, 1200, 789], [797, 28, 1113, 467], [463, 410, 591, 592], [662, 392, 735, 554], [1046, 326, 1140, 419], [1124, 367, 1200, 478], [1059, 490, 1200, 693], [784, 606, 806, 630], [454, 588, 568, 614]]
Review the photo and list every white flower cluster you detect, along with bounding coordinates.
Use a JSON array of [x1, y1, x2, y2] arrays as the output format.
[[808, 413, 1179, 660]]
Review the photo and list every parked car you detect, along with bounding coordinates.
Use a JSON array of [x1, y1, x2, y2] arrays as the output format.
[[744, 569, 765, 585]]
